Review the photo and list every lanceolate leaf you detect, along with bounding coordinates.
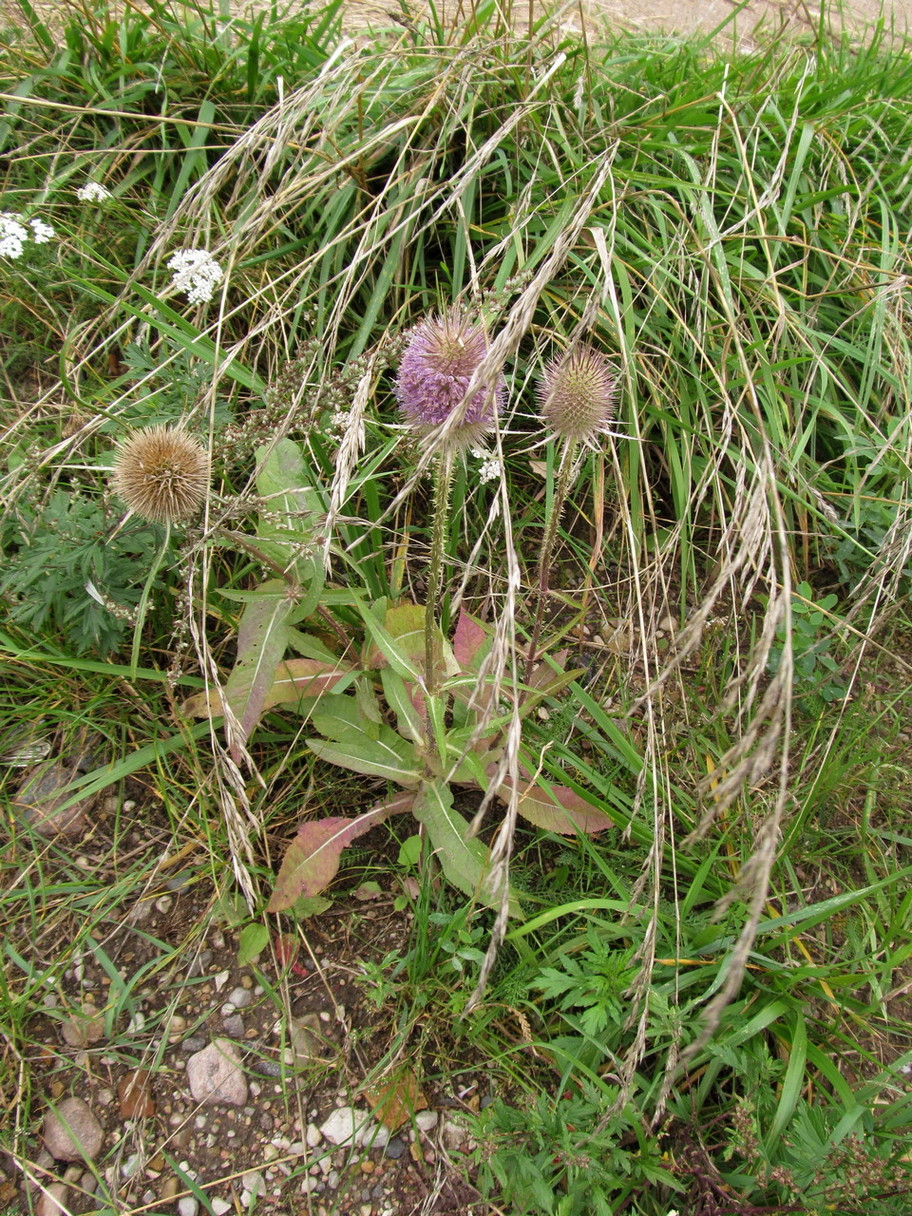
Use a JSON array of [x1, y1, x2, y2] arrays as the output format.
[[182, 657, 354, 719], [307, 733, 421, 785], [412, 780, 518, 913], [222, 579, 296, 761], [311, 686, 382, 743], [499, 775, 613, 835], [266, 795, 416, 912], [381, 667, 427, 745], [255, 439, 324, 577]]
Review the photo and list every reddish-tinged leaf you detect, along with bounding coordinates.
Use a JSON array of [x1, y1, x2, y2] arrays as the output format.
[[181, 657, 351, 720], [453, 610, 489, 670], [364, 603, 425, 670], [274, 934, 308, 976], [224, 579, 296, 760], [266, 795, 415, 913], [270, 658, 353, 701], [498, 776, 613, 835]]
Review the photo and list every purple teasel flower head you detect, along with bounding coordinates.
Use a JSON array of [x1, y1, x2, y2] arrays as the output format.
[[393, 310, 504, 452]]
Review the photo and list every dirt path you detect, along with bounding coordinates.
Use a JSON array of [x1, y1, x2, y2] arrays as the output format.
[[340, 0, 910, 40]]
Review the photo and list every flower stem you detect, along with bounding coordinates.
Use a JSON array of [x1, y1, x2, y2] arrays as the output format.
[[425, 452, 454, 697], [130, 521, 171, 680], [525, 440, 577, 683]]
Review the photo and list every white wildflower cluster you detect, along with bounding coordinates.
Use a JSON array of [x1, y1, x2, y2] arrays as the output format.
[[329, 409, 352, 433], [471, 447, 502, 485], [167, 248, 224, 304], [0, 211, 55, 259], [76, 181, 112, 203]]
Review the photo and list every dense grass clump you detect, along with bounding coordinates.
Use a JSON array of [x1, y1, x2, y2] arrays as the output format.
[[2, 1, 912, 1212]]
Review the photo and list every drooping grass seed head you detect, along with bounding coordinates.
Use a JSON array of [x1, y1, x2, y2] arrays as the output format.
[[394, 310, 503, 451], [537, 344, 618, 443], [112, 425, 210, 525]]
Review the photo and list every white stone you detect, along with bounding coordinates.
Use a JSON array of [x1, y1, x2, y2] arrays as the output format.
[[186, 1039, 248, 1107], [242, 1171, 265, 1199], [367, 1121, 391, 1148], [319, 1106, 369, 1147], [211, 1200, 231, 1216], [177, 1197, 199, 1216], [415, 1109, 438, 1132], [304, 1122, 322, 1148], [228, 986, 253, 1008], [441, 1117, 468, 1151]]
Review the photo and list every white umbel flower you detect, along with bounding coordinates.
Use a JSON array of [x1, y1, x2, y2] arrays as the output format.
[[0, 212, 28, 258], [28, 217, 55, 243], [0, 211, 55, 257], [167, 248, 224, 304], [76, 182, 112, 203], [470, 447, 502, 485]]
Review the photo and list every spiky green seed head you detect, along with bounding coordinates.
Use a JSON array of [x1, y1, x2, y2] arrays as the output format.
[[537, 345, 618, 442]]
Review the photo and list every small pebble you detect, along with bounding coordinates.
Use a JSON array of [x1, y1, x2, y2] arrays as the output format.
[[160, 1177, 180, 1201], [384, 1137, 406, 1160], [121, 1153, 141, 1179], [305, 1124, 322, 1148], [211, 1201, 231, 1216], [36, 1182, 68, 1216], [177, 1197, 199, 1216], [242, 1171, 265, 1199]]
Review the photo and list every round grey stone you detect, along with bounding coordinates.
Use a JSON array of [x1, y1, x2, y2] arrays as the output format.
[[43, 1097, 104, 1162], [383, 1136, 406, 1159]]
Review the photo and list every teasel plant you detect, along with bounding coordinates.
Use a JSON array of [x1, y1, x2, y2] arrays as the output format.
[[110, 423, 210, 676], [527, 343, 619, 681], [393, 308, 504, 696]]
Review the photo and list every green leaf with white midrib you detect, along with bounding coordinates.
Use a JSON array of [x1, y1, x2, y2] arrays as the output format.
[[411, 779, 519, 914], [306, 733, 420, 786]]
